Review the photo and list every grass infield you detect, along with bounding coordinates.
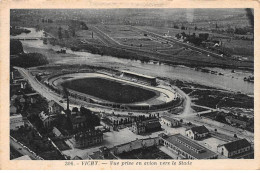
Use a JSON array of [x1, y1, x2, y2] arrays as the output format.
[[61, 77, 157, 104]]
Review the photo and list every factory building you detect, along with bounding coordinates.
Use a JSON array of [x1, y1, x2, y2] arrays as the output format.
[[159, 133, 218, 160]]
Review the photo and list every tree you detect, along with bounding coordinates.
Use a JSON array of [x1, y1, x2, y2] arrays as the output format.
[[64, 30, 70, 38], [10, 40, 24, 55], [234, 134, 237, 138], [58, 27, 62, 39]]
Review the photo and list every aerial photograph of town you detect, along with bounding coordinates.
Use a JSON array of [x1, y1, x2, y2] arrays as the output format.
[[10, 9, 254, 160]]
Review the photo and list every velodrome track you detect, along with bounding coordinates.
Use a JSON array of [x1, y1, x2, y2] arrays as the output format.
[[48, 72, 177, 106]]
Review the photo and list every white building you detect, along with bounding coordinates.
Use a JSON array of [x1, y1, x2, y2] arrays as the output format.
[[185, 125, 209, 140], [161, 116, 180, 127], [10, 114, 24, 130], [39, 111, 55, 128], [217, 139, 252, 158]]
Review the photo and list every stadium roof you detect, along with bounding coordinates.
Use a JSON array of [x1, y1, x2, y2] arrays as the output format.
[[121, 70, 156, 79]]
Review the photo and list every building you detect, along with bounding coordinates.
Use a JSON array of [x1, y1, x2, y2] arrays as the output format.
[[217, 139, 252, 158], [100, 118, 113, 131], [71, 129, 103, 148], [121, 70, 157, 86], [24, 93, 39, 104], [48, 100, 63, 114], [68, 109, 87, 130], [131, 118, 161, 135], [225, 116, 249, 129], [38, 111, 56, 128], [159, 133, 218, 160], [87, 147, 118, 160], [132, 122, 146, 135], [185, 125, 209, 140], [10, 114, 24, 130], [52, 127, 63, 137], [161, 116, 180, 127]]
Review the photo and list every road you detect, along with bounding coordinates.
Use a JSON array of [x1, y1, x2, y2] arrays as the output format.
[[16, 67, 253, 142], [10, 136, 43, 160]]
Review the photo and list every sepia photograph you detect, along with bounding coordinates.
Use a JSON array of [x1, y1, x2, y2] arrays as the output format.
[[8, 8, 254, 161]]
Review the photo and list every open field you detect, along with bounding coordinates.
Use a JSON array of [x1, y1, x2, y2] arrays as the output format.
[[95, 24, 180, 49], [61, 77, 158, 104]]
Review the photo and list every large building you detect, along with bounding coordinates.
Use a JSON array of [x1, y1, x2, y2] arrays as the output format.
[[161, 116, 180, 127], [159, 133, 218, 160], [185, 125, 209, 140], [121, 70, 157, 86], [71, 129, 103, 148], [131, 118, 161, 135], [38, 111, 56, 128], [48, 100, 63, 114], [217, 139, 252, 158]]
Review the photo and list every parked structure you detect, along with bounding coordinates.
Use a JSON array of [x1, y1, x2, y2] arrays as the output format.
[[217, 139, 252, 158], [185, 125, 209, 140], [161, 116, 180, 127], [159, 133, 218, 159]]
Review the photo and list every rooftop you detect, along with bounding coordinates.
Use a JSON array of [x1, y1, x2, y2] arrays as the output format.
[[187, 125, 209, 134], [221, 139, 251, 152], [121, 70, 156, 79], [161, 116, 178, 123], [10, 114, 23, 119], [164, 134, 217, 159]]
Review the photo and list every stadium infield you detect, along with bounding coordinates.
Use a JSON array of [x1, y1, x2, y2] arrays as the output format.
[[61, 77, 157, 104], [49, 72, 177, 107]]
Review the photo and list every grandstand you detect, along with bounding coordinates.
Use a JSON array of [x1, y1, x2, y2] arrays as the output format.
[[121, 70, 157, 86]]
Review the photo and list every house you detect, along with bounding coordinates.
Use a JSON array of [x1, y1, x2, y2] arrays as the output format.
[[24, 93, 39, 104], [10, 114, 24, 130], [159, 133, 218, 160], [48, 100, 63, 114], [131, 118, 161, 135], [71, 129, 103, 148], [161, 116, 180, 127], [217, 139, 252, 158], [132, 122, 146, 135], [185, 125, 209, 140], [38, 111, 56, 128]]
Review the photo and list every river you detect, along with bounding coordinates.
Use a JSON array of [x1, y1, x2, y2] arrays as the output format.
[[11, 27, 254, 95]]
